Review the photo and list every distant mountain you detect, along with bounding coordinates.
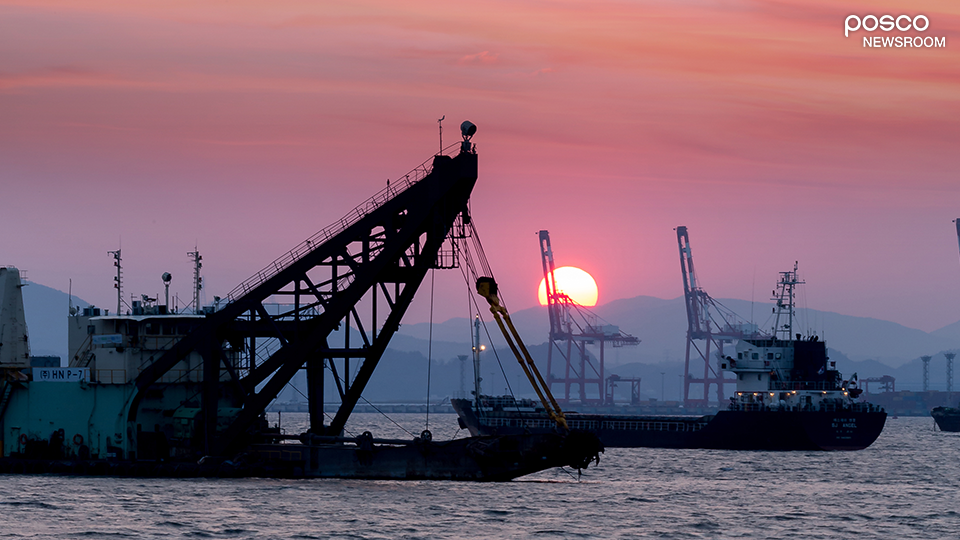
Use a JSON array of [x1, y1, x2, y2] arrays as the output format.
[[22, 281, 89, 363], [848, 351, 960, 392], [23, 281, 960, 401], [931, 319, 960, 341], [396, 295, 960, 368]]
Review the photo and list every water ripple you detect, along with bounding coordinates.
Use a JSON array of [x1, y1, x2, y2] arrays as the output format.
[[1, 415, 958, 539]]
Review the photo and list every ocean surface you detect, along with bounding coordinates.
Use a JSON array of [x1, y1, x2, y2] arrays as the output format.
[[2, 413, 958, 539]]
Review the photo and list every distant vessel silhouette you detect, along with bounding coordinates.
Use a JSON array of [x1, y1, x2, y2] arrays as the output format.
[[454, 264, 887, 451]]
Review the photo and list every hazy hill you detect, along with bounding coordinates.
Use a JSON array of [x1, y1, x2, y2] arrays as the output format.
[[22, 281, 89, 363], [21, 282, 960, 401], [397, 296, 960, 368], [931, 319, 960, 341]]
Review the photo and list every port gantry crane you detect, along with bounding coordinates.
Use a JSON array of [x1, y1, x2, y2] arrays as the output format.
[[676, 226, 762, 409], [126, 126, 480, 457], [539, 230, 639, 405]]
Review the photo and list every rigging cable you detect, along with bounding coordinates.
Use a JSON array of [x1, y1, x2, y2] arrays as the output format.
[[454, 224, 517, 401], [425, 267, 435, 431], [324, 362, 416, 438]]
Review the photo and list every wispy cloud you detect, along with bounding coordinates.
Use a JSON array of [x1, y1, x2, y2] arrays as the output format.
[[456, 51, 499, 66]]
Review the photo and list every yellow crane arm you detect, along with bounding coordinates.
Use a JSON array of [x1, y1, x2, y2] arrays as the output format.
[[475, 277, 568, 432]]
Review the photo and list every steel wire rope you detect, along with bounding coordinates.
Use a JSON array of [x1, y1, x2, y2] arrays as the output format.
[[453, 225, 520, 407], [322, 361, 416, 438], [456, 251, 521, 412], [287, 382, 336, 426], [455, 240, 513, 431], [425, 267, 435, 432]]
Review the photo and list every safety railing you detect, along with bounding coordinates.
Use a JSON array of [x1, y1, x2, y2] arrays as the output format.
[[769, 380, 841, 392], [226, 143, 463, 302], [92, 369, 127, 384], [483, 417, 709, 432], [728, 401, 884, 413]]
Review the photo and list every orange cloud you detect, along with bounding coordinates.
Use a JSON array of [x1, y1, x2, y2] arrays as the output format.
[[3, 0, 960, 331]]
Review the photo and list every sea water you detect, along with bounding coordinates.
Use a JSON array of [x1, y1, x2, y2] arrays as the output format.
[[1, 414, 958, 539]]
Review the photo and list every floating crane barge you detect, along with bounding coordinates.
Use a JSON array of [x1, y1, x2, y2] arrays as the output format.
[[0, 123, 601, 480]]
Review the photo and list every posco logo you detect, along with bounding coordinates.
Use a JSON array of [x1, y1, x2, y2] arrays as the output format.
[[845, 15, 928, 37], [845, 14, 946, 48]]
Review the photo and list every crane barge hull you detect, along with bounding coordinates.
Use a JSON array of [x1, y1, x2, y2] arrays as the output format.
[[0, 432, 598, 480]]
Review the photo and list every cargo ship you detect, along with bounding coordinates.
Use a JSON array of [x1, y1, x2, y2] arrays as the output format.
[[0, 125, 602, 479], [931, 406, 960, 432], [454, 264, 887, 451]]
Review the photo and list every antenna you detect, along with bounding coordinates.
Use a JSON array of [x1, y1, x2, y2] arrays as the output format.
[[438, 115, 445, 154], [108, 248, 122, 314], [188, 248, 202, 314]]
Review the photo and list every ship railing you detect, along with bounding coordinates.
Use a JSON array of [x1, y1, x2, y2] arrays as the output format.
[[226, 143, 463, 303], [728, 401, 884, 413], [769, 380, 840, 392], [479, 395, 541, 411], [484, 417, 709, 433], [133, 368, 233, 384], [91, 369, 127, 384]]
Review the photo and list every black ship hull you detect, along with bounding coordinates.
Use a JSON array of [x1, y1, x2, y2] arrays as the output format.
[[931, 407, 960, 432], [453, 399, 886, 451], [0, 432, 602, 481]]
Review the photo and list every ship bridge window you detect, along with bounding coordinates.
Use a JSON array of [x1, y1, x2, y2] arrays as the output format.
[[737, 353, 743, 360], [162, 323, 175, 336], [146, 322, 159, 335], [752, 353, 759, 360], [767, 353, 774, 360]]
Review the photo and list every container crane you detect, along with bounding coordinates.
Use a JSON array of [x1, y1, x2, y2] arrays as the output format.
[[539, 230, 639, 405], [676, 226, 763, 408]]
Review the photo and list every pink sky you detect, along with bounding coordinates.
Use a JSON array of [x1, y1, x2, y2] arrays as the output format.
[[2, 0, 959, 333]]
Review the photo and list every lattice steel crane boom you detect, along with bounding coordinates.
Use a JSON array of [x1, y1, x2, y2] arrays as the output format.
[[128, 138, 479, 457]]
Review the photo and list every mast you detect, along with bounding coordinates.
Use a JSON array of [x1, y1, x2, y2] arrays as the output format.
[[772, 261, 804, 341], [472, 315, 483, 411], [108, 248, 122, 315], [188, 248, 202, 314]]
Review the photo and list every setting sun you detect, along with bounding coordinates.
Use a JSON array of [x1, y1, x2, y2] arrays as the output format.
[[538, 266, 599, 307]]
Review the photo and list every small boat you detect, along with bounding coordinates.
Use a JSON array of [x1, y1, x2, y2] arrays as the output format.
[[932, 406, 960, 432]]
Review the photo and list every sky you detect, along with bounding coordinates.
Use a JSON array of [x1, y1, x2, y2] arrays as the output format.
[[2, 0, 959, 334]]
